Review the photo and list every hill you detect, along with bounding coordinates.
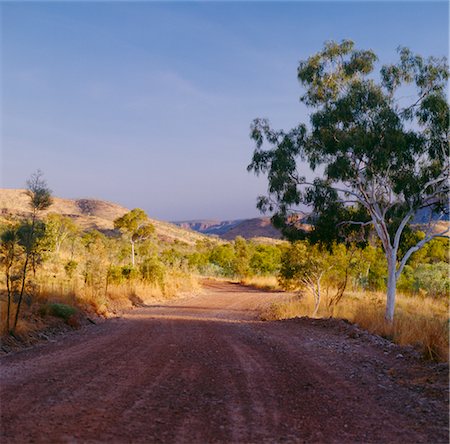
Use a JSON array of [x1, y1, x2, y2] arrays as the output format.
[[0, 189, 210, 245], [221, 218, 283, 240], [174, 217, 284, 240], [174, 219, 244, 237]]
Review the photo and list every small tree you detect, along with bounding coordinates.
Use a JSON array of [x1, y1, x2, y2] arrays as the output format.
[[279, 241, 327, 317], [233, 236, 252, 278], [114, 209, 155, 267], [12, 171, 53, 331], [279, 241, 354, 317], [46, 213, 79, 256], [0, 225, 21, 333], [248, 41, 449, 321]]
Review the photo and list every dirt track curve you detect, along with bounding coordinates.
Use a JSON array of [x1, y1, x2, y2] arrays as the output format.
[[1, 280, 448, 443]]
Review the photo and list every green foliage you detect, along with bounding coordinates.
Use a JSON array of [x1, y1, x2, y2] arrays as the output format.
[[140, 256, 166, 287], [249, 244, 282, 275], [82, 230, 108, 291], [114, 209, 155, 243], [232, 236, 251, 277], [409, 237, 449, 266], [411, 263, 449, 297], [107, 265, 140, 284], [279, 241, 325, 290], [209, 244, 236, 277], [46, 213, 79, 254], [187, 251, 209, 272], [114, 209, 155, 265], [248, 41, 448, 244], [44, 303, 77, 321], [356, 245, 388, 291], [82, 230, 107, 251], [161, 248, 185, 269], [120, 265, 140, 281]]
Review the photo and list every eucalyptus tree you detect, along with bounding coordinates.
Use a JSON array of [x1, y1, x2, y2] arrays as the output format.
[[114, 208, 155, 267], [248, 40, 449, 321]]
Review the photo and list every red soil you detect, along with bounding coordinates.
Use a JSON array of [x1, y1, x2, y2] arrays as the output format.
[[1, 280, 448, 443]]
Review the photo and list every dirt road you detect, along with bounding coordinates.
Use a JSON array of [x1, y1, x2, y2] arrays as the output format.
[[1, 281, 448, 443]]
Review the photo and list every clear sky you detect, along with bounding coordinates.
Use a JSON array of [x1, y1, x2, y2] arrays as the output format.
[[1, 1, 448, 221]]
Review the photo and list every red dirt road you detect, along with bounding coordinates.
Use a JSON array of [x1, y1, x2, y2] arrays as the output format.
[[1, 281, 448, 443]]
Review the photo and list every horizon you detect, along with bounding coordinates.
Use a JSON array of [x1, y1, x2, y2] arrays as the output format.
[[1, 1, 448, 221]]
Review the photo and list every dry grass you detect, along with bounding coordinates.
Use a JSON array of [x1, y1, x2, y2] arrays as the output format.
[[261, 290, 449, 362], [240, 275, 281, 291], [0, 272, 200, 335], [74, 271, 199, 314]]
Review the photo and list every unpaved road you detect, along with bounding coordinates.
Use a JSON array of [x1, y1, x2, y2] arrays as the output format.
[[1, 281, 448, 443]]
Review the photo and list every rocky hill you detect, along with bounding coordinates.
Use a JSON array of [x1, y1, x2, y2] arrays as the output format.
[[0, 189, 209, 245], [174, 217, 284, 240]]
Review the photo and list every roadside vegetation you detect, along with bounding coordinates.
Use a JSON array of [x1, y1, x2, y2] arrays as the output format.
[[0, 173, 284, 341], [0, 172, 448, 361]]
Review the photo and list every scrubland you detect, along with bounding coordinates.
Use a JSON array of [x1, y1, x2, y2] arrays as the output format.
[[0, 185, 448, 362]]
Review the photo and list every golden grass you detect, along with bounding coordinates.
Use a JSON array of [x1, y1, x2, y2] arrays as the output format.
[[75, 271, 199, 314], [0, 299, 11, 335], [261, 290, 449, 362], [0, 272, 200, 334], [240, 275, 281, 291]]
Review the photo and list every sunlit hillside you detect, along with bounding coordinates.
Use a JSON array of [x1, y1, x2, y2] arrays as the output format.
[[0, 188, 212, 245]]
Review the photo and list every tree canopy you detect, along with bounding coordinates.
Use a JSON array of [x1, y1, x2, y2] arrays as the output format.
[[114, 208, 155, 266]]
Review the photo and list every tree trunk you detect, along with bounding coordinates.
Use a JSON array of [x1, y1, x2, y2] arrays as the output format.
[[6, 268, 11, 333], [13, 214, 36, 333], [131, 241, 135, 267], [13, 254, 30, 332], [311, 278, 321, 317], [385, 256, 397, 322]]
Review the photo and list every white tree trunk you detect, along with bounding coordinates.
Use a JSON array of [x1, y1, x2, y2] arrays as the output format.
[[385, 255, 397, 322], [311, 276, 322, 317]]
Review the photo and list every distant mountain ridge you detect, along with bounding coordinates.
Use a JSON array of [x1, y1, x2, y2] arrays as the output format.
[[175, 209, 449, 241], [173, 217, 283, 240], [174, 219, 244, 236]]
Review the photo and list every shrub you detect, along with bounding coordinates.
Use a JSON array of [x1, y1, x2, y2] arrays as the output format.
[[140, 256, 166, 287], [64, 260, 78, 279], [44, 303, 77, 321], [413, 262, 450, 297]]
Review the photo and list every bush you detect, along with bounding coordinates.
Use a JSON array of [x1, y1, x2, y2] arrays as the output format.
[[140, 256, 166, 287], [413, 262, 450, 297], [64, 260, 78, 279], [43, 303, 77, 321], [209, 244, 236, 277], [250, 245, 281, 275]]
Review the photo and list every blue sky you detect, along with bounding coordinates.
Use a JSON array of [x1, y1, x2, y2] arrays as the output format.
[[1, 1, 448, 221]]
